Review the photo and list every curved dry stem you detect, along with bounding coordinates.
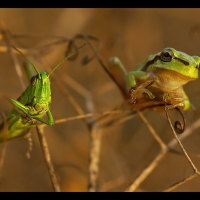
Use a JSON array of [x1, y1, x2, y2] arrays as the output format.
[[165, 108, 199, 174]]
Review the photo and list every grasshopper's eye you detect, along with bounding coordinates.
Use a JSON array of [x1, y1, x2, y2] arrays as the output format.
[[30, 76, 37, 85], [160, 50, 174, 62]]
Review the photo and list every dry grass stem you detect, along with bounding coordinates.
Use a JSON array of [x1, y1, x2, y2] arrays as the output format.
[[0, 45, 28, 54], [164, 172, 200, 192], [88, 123, 103, 192], [126, 111, 167, 192], [168, 118, 200, 149], [53, 78, 85, 116], [165, 108, 199, 173], [125, 149, 167, 192], [99, 176, 126, 192], [2, 30, 26, 89], [62, 74, 94, 112], [126, 110, 200, 192], [137, 111, 166, 149], [36, 126, 61, 192], [40, 110, 129, 128]]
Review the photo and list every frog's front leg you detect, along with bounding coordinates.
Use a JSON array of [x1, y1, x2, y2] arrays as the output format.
[[107, 57, 156, 103], [126, 71, 155, 104]]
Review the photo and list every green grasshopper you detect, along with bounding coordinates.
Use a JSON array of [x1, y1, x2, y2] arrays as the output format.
[[0, 44, 85, 142]]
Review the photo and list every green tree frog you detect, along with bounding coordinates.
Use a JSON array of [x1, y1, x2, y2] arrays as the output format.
[[107, 48, 200, 111]]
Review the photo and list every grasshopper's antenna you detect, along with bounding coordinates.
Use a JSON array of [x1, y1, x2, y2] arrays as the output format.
[[48, 43, 86, 77], [12, 45, 41, 78]]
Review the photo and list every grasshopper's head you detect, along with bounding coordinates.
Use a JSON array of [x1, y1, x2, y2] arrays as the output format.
[[12, 43, 85, 105], [30, 72, 51, 104]]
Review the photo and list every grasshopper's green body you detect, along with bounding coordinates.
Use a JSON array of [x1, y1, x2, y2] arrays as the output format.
[[0, 43, 83, 143], [0, 72, 54, 142]]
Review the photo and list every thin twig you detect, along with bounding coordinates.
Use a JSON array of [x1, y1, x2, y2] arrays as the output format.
[[164, 172, 200, 192], [53, 78, 85, 115], [125, 111, 167, 192], [137, 111, 166, 149], [125, 149, 167, 192], [40, 110, 128, 128], [99, 176, 126, 192], [126, 111, 200, 192], [2, 30, 26, 90], [61, 74, 94, 113], [36, 126, 61, 192], [88, 123, 103, 192], [0, 45, 28, 54], [168, 118, 200, 149], [165, 108, 199, 173]]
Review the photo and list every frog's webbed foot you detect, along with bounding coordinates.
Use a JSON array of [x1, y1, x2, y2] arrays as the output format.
[[164, 103, 185, 110], [162, 93, 186, 110], [128, 80, 155, 104]]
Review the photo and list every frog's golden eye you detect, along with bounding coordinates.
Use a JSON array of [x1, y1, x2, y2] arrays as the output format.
[[30, 76, 37, 85], [160, 50, 174, 62]]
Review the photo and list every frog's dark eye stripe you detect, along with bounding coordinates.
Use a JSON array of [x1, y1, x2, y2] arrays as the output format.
[[141, 49, 190, 71], [174, 57, 189, 66], [142, 55, 160, 71]]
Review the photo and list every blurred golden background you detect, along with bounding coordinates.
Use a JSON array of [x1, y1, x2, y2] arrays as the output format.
[[0, 8, 200, 192]]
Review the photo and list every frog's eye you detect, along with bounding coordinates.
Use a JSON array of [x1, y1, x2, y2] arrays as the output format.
[[160, 50, 174, 62], [30, 76, 37, 85]]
